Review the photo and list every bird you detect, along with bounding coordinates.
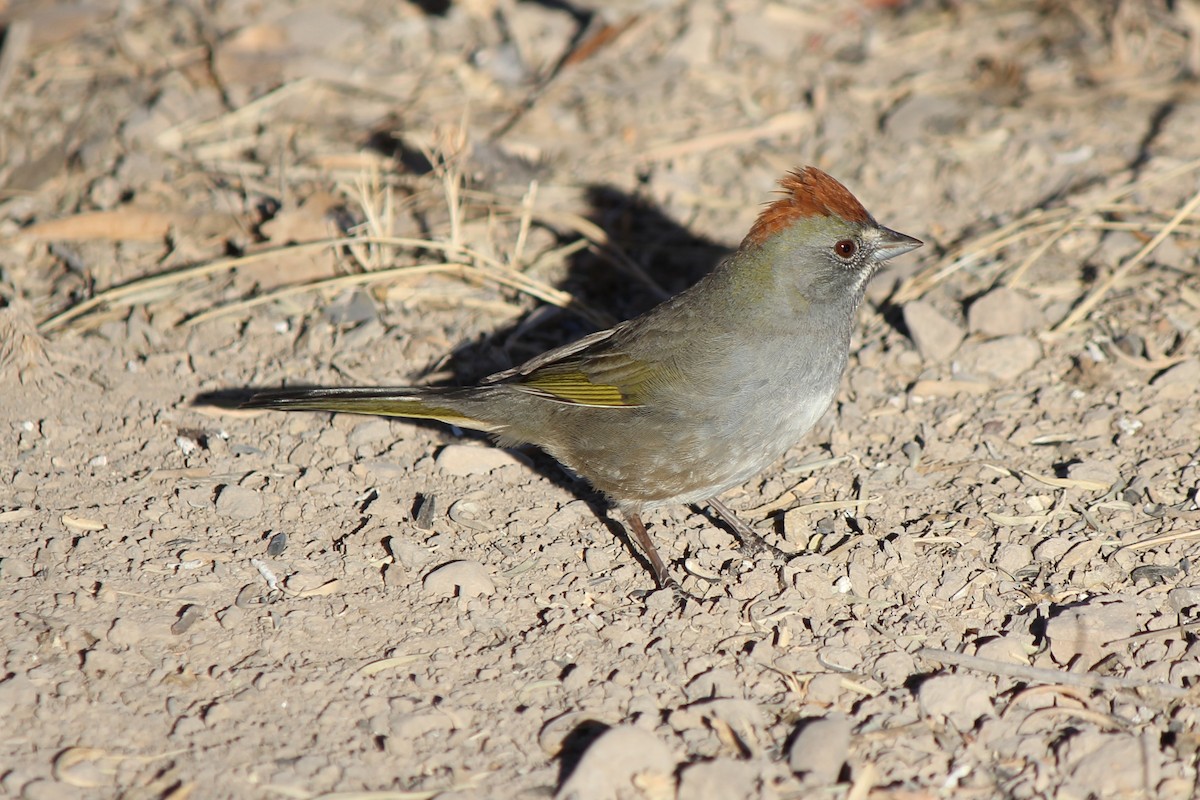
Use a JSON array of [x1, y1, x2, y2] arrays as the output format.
[[242, 167, 921, 590]]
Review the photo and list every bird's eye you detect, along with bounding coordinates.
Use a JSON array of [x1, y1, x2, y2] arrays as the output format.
[[834, 239, 857, 260]]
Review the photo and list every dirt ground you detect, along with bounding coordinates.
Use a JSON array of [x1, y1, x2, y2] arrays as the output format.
[[3, 0, 1200, 798]]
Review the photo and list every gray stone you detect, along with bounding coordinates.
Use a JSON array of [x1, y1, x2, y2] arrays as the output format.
[[436, 444, 528, 477], [917, 674, 995, 728], [422, 560, 496, 599], [903, 300, 965, 362], [787, 714, 852, 783], [677, 758, 758, 800], [555, 725, 674, 800], [968, 287, 1043, 336], [214, 485, 262, 520], [957, 335, 1041, 380]]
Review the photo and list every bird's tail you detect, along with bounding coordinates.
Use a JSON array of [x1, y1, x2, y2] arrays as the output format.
[[242, 386, 502, 433]]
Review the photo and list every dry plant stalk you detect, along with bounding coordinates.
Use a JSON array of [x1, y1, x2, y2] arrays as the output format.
[[0, 298, 54, 385], [342, 167, 397, 272], [39, 127, 616, 333], [1054, 184, 1200, 332], [893, 157, 1200, 307]]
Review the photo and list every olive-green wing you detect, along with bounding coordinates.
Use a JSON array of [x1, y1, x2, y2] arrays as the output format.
[[484, 327, 654, 408]]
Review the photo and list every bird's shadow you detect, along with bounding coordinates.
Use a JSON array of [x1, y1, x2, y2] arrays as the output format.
[[195, 182, 731, 584], [432, 183, 730, 385]]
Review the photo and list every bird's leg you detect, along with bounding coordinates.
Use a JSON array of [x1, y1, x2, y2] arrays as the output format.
[[624, 512, 679, 592], [706, 497, 791, 561]]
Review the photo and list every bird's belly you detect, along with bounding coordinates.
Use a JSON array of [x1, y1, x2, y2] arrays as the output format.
[[547, 377, 838, 508]]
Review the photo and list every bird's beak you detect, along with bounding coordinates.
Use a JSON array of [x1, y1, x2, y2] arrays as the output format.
[[875, 226, 923, 262]]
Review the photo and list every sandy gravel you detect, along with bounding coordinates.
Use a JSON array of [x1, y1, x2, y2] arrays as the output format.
[[3, 1, 1200, 798]]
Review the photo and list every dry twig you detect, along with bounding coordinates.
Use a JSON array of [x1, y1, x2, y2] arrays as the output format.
[[39, 236, 610, 333], [1054, 184, 1200, 332], [918, 647, 1190, 698]]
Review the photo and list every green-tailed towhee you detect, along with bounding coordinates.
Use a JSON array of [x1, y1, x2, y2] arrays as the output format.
[[243, 167, 921, 589]]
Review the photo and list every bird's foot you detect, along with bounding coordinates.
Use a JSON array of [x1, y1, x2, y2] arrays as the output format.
[[706, 497, 796, 564], [624, 511, 704, 606], [630, 576, 702, 610]]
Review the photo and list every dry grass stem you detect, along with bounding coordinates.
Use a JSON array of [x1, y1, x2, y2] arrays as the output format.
[[1115, 528, 1200, 552], [894, 208, 1071, 303], [156, 76, 415, 152], [846, 761, 878, 800], [40, 234, 611, 332], [511, 206, 669, 300], [1016, 706, 1126, 734], [424, 123, 470, 251], [1054, 184, 1200, 332], [344, 169, 398, 272], [1004, 684, 1093, 713], [509, 179, 538, 269], [1007, 156, 1200, 289], [918, 648, 1191, 698], [156, 78, 318, 151], [895, 157, 1200, 305], [631, 110, 810, 165], [1105, 622, 1200, 647], [181, 260, 609, 328]]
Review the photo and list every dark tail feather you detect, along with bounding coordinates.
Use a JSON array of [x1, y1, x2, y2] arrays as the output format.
[[242, 386, 498, 431]]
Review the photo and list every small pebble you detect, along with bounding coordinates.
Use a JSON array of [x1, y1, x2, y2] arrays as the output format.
[[435, 444, 528, 476], [974, 635, 1028, 664], [413, 494, 437, 529], [1044, 599, 1140, 669], [872, 650, 917, 686], [171, 604, 205, 635], [107, 617, 145, 647], [957, 335, 1041, 380], [1068, 734, 1149, 796], [347, 418, 394, 449], [1065, 461, 1120, 489], [216, 606, 246, 630], [422, 560, 496, 598], [1150, 359, 1200, 401], [677, 758, 758, 800], [82, 648, 124, 678], [917, 674, 995, 728], [805, 673, 846, 705], [214, 485, 262, 520], [903, 300, 965, 362], [787, 714, 852, 783], [266, 531, 288, 557], [685, 668, 742, 701], [0, 673, 38, 709], [555, 724, 674, 800], [992, 542, 1034, 574], [967, 287, 1043, 336]]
